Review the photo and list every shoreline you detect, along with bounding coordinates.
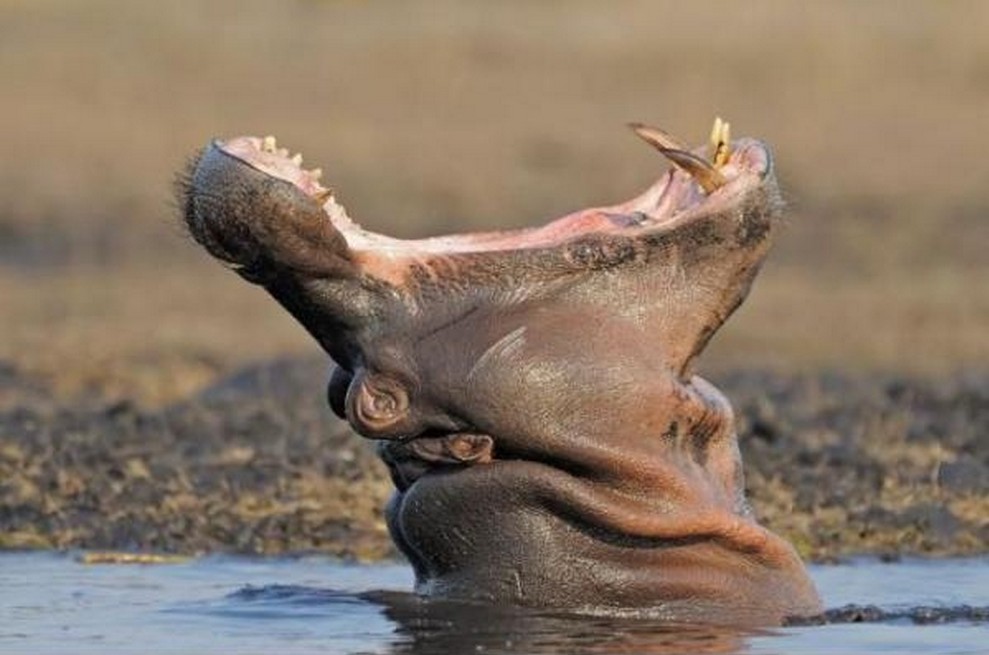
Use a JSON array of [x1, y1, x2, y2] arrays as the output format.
[[1, 357, 985, 562]]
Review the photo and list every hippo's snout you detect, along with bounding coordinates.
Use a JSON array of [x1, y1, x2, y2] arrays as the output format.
[[180, 138, 352, 282]]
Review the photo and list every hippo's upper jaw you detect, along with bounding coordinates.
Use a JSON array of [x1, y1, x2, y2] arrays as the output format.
[[180, 120, 821, 625], [182, 122, 779, 377]]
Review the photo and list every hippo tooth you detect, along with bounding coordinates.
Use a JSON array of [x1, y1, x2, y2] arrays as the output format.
[[261, 135, 277, 153], [312, 188, 333, 203], [709, 116, 732, 168], [709, 117, 724, 157], [628, 122, 687, 151], [310, 167, 323, 180], [630, 122, 727, 194], [291, 153, 304, 166], [662, 149, 727, 194]]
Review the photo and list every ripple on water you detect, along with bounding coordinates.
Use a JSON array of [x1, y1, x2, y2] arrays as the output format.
[[0, 552, 986, 655]]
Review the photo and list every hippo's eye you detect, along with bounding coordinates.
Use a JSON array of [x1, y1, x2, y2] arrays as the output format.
[[346, 371, 412, 438]]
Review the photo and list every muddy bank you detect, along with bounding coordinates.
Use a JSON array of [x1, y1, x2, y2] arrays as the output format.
[[0, 358, 985, 561]]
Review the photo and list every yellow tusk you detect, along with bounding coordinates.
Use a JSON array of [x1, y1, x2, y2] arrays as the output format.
[[709, 116, 732, 168], [628, 122, 687, 152], [629, 122, 727, 194]]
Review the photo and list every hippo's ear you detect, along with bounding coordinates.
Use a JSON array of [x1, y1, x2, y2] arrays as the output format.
[[178, 142, 356, 284]]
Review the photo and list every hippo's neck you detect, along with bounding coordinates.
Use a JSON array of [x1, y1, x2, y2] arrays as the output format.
[[386, 456, 821, 624]]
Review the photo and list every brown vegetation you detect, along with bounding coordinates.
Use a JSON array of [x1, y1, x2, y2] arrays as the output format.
[[1, 358, 984, 560]]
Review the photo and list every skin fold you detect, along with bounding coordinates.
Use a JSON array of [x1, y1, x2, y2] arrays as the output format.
[[178, 126, 823, 625]]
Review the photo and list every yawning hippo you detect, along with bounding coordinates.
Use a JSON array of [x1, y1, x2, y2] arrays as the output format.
[[179, 119, 822, 625]]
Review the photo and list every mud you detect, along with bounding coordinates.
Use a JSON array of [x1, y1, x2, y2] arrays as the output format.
[[0, 358, 985, 561], [785, 603, 989, 626]]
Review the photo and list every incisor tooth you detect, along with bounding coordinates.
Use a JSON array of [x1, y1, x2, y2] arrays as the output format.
[[291, 153, 303, 166], [310, 168, 323, 180], [629, 122, 727, 194], [709, 116, 731, 167], [313, 188, 333, 203], [709, 117, 723, 153], [261, 135, 277, 153]]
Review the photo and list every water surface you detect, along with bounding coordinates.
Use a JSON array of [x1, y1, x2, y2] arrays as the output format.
[[1, 552, 985, 654]]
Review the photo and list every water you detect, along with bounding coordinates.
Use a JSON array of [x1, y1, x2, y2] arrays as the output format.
[[0, 552, 986, 654]]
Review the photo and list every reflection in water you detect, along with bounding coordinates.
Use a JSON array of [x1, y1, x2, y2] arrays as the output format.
[[366, 590, 761, 655], [2, 553, 987, 655], [219, 586, 763, 655], [222, 583, 989, 655]]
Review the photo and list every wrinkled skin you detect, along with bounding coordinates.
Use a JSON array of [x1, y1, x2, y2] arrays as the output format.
[[179, 125, 822, 625]]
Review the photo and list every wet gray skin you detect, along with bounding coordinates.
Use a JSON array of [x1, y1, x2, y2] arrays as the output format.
[[178, 122, 822, 625]]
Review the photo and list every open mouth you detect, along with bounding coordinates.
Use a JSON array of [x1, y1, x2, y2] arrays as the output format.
[[212, 117, 773, 262], [192, 120, 776, 483]]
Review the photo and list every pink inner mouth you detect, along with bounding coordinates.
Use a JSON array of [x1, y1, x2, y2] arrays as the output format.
[[218, 135, 771, 257]]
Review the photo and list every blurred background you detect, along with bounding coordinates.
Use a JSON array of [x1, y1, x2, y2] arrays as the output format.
[[2, 0, 987, 405]]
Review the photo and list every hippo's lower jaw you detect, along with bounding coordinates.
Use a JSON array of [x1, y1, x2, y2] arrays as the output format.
[[180, 119, 821, 625], [378, 375, 822, 625]]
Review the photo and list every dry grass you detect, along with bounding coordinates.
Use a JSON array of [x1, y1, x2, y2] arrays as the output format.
[[1, 0, 987, 402]]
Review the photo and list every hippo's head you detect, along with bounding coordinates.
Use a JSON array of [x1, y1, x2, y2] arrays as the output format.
[[180, 120, 820, 624]]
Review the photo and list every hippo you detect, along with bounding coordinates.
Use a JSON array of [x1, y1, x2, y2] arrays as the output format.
[[178, 119, 823, 625]]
